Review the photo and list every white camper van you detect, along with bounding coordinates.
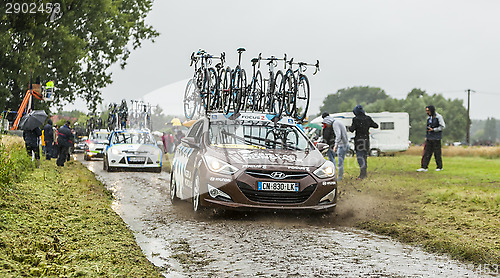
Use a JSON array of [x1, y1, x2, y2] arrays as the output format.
[[312, 112, 410, 156]]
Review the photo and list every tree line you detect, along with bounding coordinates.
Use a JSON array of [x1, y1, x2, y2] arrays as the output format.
[[0, 0, 158, 114], [319, 86, 472, 144]]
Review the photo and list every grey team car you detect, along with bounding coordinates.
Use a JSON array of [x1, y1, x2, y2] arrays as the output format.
[[170, 113, 337, 212]]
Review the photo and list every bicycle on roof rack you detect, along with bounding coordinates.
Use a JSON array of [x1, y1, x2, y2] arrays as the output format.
[[282, 58, 319, 121], [184, 49, 224, 120], [254, 53, 286, 116], [222, 48, 247, 115]]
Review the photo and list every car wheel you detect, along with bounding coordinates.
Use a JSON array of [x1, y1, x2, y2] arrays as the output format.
[[103, 156, 108, 171], [192, 173, 203, 212], [370, 148, 380, 157], [153, 166, 162, 173], [170, 172, 179, 205]]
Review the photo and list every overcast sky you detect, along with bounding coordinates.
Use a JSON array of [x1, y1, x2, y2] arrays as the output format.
[[75, 0, 500, 120]]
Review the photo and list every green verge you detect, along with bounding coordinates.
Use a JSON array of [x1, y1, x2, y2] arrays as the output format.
[[339, 155, 500, 266], [0, 153, 162, 277]]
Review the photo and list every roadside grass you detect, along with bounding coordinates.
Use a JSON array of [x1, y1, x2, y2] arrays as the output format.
[[404, 145, 500, 159], [339, 154, 500, 266], [0, 139, 162, 277]]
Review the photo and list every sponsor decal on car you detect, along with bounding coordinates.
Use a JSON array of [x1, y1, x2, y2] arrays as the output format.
[[322, 181, 337, 186], [287, 166, 310, 171], [209, 177, 232, 183]]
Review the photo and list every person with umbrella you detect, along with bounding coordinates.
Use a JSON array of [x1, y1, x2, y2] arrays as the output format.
[[23, 126, 42, 167], [56, 121, 74, 167], [20, 110, 48, 167]]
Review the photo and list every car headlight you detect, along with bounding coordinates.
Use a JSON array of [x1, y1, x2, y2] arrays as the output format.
[[88, 143, 95, 149], [204, 155, 238, 175], [111, 148, 122, 155], [313, 161, 335, 179]]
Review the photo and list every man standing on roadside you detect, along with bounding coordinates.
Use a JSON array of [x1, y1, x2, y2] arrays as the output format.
[[349, 105, 378, 179], [43, 119, 54, 160], [417, 105, 446, 172], [322, 112, 349, 181], [56, 121, 74, 167]]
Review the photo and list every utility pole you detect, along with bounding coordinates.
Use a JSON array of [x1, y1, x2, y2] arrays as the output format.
[[466, 89, 475, 146]]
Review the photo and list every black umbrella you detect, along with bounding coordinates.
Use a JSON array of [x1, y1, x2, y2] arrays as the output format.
[[19, 110, 48, 131]]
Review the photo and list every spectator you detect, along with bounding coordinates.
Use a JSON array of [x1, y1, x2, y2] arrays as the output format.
[[167, 132, 174, 153], [322, 112, 349, 181], [349, 105, 378, 179], [56, 121, 74, 167], [174, 129, 185, 148], [417, 105, 446, 172], [43, 119, 54, 160], [23, 126, 42, 167], [161, 132, 168, 153]]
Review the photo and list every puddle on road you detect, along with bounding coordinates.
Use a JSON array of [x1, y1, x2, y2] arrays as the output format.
[[81, 157, 496, 278]]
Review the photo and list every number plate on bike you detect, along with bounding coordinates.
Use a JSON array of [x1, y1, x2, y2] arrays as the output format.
[[258, 182, 299, 192]]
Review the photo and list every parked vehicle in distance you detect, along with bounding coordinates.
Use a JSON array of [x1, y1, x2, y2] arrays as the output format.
[[312, 112, 410, 156], [103, 129, 163, 172], [84, 129, 110, 160], [170, 112, 337, 213], [74, 136, 87, 153]]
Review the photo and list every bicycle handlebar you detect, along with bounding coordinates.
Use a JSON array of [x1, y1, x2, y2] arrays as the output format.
[[288, 59, 320, 75]]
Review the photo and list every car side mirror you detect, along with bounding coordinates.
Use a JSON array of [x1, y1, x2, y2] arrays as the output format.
[[181, 137, 200, 149], [316, 142, 329, 152]]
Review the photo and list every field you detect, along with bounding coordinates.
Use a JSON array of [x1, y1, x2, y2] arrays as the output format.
[[337, 151, 500, 266]]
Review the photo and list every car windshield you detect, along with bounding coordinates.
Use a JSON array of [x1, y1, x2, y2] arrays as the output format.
[[91, 132, 110, 141], [112, 131, 155, 145], [209, 122, 312, 151]]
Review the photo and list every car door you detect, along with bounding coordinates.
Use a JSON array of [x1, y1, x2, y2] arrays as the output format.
[[173, 120, 204, 199]]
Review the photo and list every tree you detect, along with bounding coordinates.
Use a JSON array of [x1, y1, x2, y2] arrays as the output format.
[[319, 86, 389, 114], [0, 1, 158, 114]]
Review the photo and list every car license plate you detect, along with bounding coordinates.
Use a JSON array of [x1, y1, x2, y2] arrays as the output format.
[[128, 157, 145, 163], [258, 182, 299, 192]]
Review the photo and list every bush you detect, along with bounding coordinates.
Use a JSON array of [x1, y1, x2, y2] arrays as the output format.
[[0, 136, 33, 188]]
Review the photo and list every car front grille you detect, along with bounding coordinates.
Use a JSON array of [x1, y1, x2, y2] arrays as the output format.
[[245, 170, 309, 180], [237, 181, 316, 204]]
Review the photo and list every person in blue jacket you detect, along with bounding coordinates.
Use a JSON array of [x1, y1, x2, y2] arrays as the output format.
[[349, 105, 378, 179], [417, 105, 446, 172]]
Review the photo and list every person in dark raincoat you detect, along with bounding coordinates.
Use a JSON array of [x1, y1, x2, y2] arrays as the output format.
[[417, 105, 446, 172], [43, 119, 54, 160], [56, 121, 74, 167], [23, 126, 42, 167], [349, 105, 378, 179]]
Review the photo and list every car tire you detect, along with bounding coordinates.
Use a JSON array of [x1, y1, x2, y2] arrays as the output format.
[[103, 156, 108, 171], [370, 148, 380, 157], [192, 173, 203, 213], [153, 166, 162, 173], [170, 172, 180, 205]]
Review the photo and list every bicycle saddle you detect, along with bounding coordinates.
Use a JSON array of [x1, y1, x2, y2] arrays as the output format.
[[251, 58, 259, 64], [237, 48, 246, 53]]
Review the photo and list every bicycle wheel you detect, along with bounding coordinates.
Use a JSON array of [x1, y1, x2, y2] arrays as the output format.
[[252, 70, 263, 112], [221, 67, 232, 114], [271, 70, 284, 117], [232, 66, 245, 114], [206, 67, 218, 112], [184, 78, 197, 120], [295, 74, 310, 121], [282, 69, 296, 117]]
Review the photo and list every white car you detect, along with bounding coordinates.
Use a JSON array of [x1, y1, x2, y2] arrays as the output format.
[[103, 129, 163, 172], [84, 129, 110, 160]]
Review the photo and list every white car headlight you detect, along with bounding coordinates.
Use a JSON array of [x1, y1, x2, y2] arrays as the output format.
[[313, 161, 335, 179], [88, 143, 95, 149], [204, 155, 238, 175], [111, 148, 122, 155]]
